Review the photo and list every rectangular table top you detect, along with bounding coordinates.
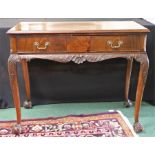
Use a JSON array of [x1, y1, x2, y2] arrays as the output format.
[[7, 21, 149, 34]]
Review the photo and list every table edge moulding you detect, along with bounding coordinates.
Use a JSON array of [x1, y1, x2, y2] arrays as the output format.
[[7, 21, 150, 135]]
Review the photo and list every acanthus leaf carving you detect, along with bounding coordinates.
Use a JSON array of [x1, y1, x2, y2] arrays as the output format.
[[10, 53, 135, 64], [8, 53, 149, 85]]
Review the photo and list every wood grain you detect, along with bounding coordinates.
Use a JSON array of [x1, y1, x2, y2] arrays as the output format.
[[21, 59, 31, 102], [10, 34, 147, 53], [67, 36, 90, 52], [16, 35, 67, 53], [90, 34, 146, 52], [7, 21, 150, 134], [7, 21, 149, 34], [8, 56, 21, 124]]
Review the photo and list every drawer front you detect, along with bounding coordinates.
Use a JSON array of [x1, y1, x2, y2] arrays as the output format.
[[90, 35, 145, 52], [16, 35, 67, 53], [12, 34, 146, 53], [67, 36, 90, 52]]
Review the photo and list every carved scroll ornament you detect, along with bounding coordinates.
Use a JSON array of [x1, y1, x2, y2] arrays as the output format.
[[8, 53, 149, 65]]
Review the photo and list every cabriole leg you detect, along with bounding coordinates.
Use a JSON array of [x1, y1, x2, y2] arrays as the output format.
[[8, 55, 22, 135], [133, 54, 149, 133], [124, 58, 133, 108], [21, 59, 32, 109]]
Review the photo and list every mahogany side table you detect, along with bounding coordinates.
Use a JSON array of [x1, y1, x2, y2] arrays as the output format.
[[7, 21, 149, 134]]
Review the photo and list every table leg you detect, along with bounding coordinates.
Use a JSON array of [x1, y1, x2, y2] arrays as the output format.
[[21, 59, 32, 109], [124, 58, 133, 108], [133, 54, 149, 133], [8, 55, 22, 135]]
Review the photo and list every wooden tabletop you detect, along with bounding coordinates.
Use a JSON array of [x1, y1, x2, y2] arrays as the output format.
[[7, 21, 149, 34]]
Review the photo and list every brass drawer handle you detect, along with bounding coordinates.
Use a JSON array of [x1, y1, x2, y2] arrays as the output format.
[[34, 42, 50, 50], [107, 40, 123, 49]]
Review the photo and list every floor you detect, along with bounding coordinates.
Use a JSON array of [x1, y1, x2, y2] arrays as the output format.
[[0, 101, 155, 137]]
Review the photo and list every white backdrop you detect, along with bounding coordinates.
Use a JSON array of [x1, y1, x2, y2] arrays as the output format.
[[0, 0, 154, 155]]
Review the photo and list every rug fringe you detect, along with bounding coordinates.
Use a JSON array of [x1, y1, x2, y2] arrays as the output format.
[[114, 110, 138, 137]]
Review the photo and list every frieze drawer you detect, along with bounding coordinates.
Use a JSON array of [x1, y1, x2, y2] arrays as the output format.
[[90, 35, 146, 52], [15, 35, 67, 53]]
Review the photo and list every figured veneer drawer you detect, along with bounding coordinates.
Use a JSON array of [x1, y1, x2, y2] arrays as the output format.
[[67, 36, 90, 52], [90, 35, 146, 52], [16, 35, 67, 53], [13, 34, 146, 53]]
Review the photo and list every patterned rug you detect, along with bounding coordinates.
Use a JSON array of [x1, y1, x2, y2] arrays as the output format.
[[0, 110, 137, 137]]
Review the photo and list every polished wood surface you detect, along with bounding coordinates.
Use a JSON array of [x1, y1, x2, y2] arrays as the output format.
[[7, 21, 149, 34], [10, 34, 146, 53], [125, 58, 133, 107], [90, 35, 146, 52], [7, 21, 149, 134], [21, 59, 31, 102], [8, 57, 21, 124], [16, 35, 67, 53]]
